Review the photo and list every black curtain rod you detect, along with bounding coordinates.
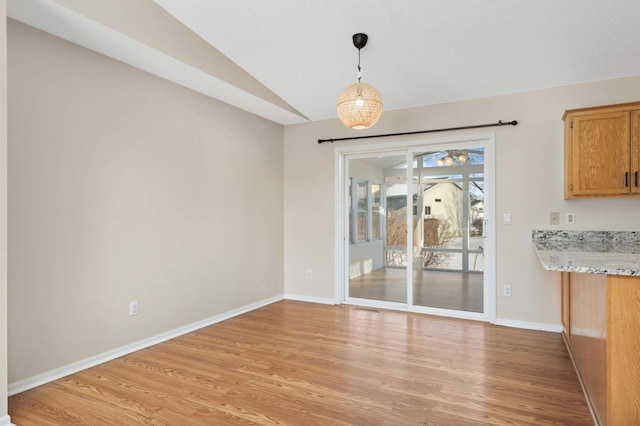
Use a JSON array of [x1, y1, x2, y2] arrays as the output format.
[[317, 120, 518, 144]]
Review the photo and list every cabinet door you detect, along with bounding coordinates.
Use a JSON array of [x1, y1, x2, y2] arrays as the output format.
[[561, 272, 570, 337], [569, 272, 608, 425], [632, 110, 640, 194], [607, 275, 640, 425], [570, 111, 630, 196]]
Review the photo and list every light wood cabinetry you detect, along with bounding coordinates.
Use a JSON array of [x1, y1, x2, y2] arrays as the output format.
[[563, 272, 640, 425], [561, 271, 570, 337], [632, 110, 640, 195], [563, 102, 640, 198]]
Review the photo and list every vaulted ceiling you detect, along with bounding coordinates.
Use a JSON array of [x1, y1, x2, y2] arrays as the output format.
[[8, 0, 640, 125]]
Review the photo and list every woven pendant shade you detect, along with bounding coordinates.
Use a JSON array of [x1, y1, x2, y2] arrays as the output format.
[[336, 82, 383, 129]]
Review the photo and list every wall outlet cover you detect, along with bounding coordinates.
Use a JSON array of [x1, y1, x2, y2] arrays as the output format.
[[503, 213, 512, 225], [129, 300, 138, 316]]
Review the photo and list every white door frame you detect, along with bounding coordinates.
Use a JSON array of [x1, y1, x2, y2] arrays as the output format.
[[334, 133, 497, 323]]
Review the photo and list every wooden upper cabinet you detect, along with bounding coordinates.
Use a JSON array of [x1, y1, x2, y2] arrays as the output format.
[[570, 111, 630, 196], [564, 102, 640, 199], [632, 110, 640, 194]]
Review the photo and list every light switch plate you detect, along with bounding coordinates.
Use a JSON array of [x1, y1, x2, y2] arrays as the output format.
[[550, 212, 560, 225], [503, 213, 512, 225]]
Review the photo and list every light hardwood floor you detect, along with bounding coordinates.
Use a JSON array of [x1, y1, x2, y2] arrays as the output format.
[[9, 301, 592, 425]]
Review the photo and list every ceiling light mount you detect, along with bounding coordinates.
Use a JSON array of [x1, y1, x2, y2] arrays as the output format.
[[336, 33, 383, 130], [352, 33, 368, 50]]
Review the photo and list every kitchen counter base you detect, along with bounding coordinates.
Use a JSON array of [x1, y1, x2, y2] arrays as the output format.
[[561, 272, 640, 426]]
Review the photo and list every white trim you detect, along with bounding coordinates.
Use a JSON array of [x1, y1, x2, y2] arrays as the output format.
[[405, 150, 414, 307], [0, 415, 14, 426], [343, 299, 489, 322], [284, 294, 336, 305], [344, 298, 408, 311], [8, 294, 284, 396], [494, 318, 563, 333], [334, 148, 345, 304], [483, 135, 497, 323], [334, 132, 496, 154], [410, 304, 489, 322]]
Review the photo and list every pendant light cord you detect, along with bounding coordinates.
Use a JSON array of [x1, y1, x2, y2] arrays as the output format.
[[357, 48, 362, 82]]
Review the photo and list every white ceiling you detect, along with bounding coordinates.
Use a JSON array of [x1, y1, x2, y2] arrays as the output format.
[[9, 0, 640, 125]]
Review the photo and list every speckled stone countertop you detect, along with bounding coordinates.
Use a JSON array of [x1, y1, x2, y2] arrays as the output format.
[[532, 230, 640, 276]]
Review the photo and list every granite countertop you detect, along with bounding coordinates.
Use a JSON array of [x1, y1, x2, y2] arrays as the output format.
[[532, 230, 640, 276]]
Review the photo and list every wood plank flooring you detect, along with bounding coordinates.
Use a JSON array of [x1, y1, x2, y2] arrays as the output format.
[[9, 300, 592, 425], [349, 268, 483, 312]]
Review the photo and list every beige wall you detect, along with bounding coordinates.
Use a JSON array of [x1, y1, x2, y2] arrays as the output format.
[[0, 0, 8, 419], [284, 75, 640, 326], [8, 20, 284, 383]]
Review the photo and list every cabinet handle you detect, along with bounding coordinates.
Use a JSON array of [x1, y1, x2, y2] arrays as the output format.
[[625, 172, 629, 188], [636, 171, 639, 187]]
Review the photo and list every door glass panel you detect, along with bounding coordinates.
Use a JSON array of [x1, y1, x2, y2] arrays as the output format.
[[412, 148, 484, 313], [348, 155, 407, 303]]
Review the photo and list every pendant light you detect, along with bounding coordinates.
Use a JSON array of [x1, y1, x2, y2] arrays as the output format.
[[436, 151, 469, 167], [336, 33, 383, 130]]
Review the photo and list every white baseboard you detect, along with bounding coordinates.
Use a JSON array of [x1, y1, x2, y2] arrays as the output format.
[[8, 294, 284, 396], [494, 318, 563, 333], [285, 298, 562, 335], [284, 293, 337, 305], [0, 414, 14, 426]]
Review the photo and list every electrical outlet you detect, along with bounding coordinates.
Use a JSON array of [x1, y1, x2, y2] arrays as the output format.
[[503, 285, 512, 297], [550, 212, 560, 225], [129, 300, 138, 316], [306, 270, 313, 279], [566, 212, 575, 224]]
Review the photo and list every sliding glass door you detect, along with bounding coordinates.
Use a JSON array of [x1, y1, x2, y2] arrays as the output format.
[[341, 138, 494, 320]]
